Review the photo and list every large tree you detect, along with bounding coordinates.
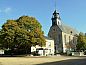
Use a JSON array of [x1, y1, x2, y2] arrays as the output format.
[[0, 16, 45, 54], [76, 32, 86, 51]]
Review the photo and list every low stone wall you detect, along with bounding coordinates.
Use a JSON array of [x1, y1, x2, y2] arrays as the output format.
[[72, 52, 84, 56]]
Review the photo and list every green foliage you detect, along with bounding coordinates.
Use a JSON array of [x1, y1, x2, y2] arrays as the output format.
[[0, 16, 45, 54], [76, 32, 86, 51]]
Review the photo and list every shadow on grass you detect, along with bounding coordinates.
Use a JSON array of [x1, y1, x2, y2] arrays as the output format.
[[0, 54, 27, 57], [36, 58, 86, 65]]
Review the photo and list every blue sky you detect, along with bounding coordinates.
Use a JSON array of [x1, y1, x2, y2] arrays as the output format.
[[0, 0, 86, 36]]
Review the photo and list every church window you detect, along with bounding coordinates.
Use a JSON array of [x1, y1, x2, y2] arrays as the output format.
[[69, 36, 70, 44], [58, 21, 59, 24], [58, 34, 61, 43], [48, 42, 51, 48], [50, 35, 51, 38], [70, 31, 72, 34], [53, 28, 55, 31], [53, 21, 55, 25], [73, 37, 74, 43], [52, 20, 56, 25], [64, 35, 66, 44]]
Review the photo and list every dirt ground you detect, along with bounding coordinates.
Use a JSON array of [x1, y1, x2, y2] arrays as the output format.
[[0, 56, 86, 65]]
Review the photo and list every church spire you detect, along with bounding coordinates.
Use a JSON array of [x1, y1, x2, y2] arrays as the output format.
[[51, 0, 61, 26], [55, 0, 57, 10]]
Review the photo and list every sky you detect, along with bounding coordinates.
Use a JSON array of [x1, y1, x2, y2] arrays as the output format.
[[0, 0, 86, 36]]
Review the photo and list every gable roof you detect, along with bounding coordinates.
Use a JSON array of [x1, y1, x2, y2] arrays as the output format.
[[58, 23, 78, 35]]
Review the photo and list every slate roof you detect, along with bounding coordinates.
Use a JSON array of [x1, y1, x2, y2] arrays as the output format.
[[58, 22, 78, 35]]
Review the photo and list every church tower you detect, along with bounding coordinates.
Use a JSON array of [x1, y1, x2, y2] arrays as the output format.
[[48, 10, 63, 53], [52, 10, 61, 26]]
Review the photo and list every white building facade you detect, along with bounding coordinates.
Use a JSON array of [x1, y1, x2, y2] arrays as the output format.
[[31, 36, 54, 56]]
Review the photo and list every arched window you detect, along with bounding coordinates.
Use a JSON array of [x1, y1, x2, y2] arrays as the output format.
[[69, 36, 70, 44], [64, 35, 66, 44], [58, 21, 59, 24], [71, 31, 72, 34]]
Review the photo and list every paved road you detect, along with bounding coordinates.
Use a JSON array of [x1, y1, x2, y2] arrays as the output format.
[[37, 56, 86, 65]]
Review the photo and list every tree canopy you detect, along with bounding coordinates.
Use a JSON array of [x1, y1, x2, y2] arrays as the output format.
[[76, 32, 86, 51], [0, 16, 45, 54]]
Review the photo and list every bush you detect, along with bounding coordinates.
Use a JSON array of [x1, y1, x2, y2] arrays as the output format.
[[84, 50, 86, 55], [4, 50, 12, 55]]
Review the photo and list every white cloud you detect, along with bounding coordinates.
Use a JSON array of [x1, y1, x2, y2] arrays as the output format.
[[4, 7, 11, 13], [0, 7, 12, 14]]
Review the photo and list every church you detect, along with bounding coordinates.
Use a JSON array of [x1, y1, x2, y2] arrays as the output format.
[[48, 10, 78, 53]]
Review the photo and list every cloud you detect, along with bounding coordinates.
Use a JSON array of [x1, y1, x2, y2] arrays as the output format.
[[0, 7, 12, 14], [4, 7, 11, 13]]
